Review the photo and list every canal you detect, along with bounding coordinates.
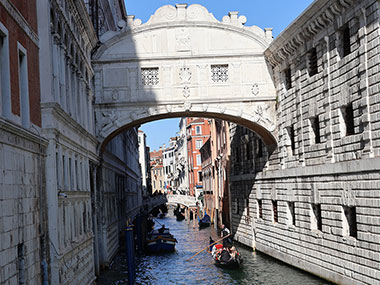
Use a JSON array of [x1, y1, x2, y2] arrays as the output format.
[[98, 212, 331, 284]]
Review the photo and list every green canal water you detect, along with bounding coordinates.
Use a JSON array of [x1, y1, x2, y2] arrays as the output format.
[[98, 213, 331, 284]]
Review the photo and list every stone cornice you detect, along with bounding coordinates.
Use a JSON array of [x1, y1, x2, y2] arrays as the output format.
[[41, 102, 99, 147], [265, 0, 357, 67], [0, 117, 48, 149], [0, 0, 39, 46]]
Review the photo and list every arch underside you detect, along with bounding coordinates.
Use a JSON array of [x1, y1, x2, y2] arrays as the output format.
[[97, 107, 278, 155]]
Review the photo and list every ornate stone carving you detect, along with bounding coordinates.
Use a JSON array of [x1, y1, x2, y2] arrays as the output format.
[[176, 29, 191, 51], [219, 105, 226, 114], [179, 67, 191, 84], [99, 111, 121, 137], [252, 104, 276, 131], [147, 107, 155, 115], [202, 104, 208, 112], [166, 105, 172, 113], [182, 86, 190, 98], [184, 101, 192, 111], [111, 89, 119, 101], [251, 83, 259, 96]]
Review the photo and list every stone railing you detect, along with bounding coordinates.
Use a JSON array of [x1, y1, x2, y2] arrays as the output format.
[[167, 194, 197, 207]]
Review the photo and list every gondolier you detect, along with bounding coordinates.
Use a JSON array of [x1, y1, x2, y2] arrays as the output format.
[[220, 224, 232, 247]]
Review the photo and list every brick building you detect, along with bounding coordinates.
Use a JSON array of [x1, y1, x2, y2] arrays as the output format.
[[0, 1, 46, 284], [186, 118, 211, 197]]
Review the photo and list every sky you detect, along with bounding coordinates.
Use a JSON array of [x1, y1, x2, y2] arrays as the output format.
[[128, 0, 314, 151]]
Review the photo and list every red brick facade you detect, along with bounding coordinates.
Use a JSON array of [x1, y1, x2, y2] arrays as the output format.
[[1, 1, 41, 126]]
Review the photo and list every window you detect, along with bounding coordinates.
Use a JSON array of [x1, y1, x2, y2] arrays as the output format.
[[286, 125, 296, 156], [340, 25, 351, 58], [310, 116, 321, 144], [287, 202, 296, 226], [195, 140, 203, 149], [256, 139, 263, 158], [311, 204, 322, 231], [0, 23, 11, 118], [235, 147, 241, 162], [284, 67, 292, 90], [195, 125, 202, 135], [272, 200, 278, 223], [342, 206, 357, 238], [340, 103, 355, 136], [196, 154, 201, 165], [18, 43, 30, 128], [211, 64, 228, 82], [141, 67, 159, 86], [246, 142, 253, 160], [198, 171, 202, 182], [257, 199, 263, 219], [17, 243, 25, 284], [246, 199, 250, 216], [307, 47, 318, 77]]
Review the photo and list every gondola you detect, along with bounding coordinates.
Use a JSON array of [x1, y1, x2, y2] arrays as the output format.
[[145, 226, 177, 253], [209, 240, 242, 269], [198, 213, 211, 229]]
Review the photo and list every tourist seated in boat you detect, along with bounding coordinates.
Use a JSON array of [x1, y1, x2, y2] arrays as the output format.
[[220, 249, 232, 263]]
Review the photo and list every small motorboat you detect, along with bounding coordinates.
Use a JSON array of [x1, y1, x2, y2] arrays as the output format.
[[145, 226, 177, 253], [198, 213, 211, 229], [210, 240, 242, 269]]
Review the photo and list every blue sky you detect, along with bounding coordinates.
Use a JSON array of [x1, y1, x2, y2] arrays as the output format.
[[130, 0, 314, 151]]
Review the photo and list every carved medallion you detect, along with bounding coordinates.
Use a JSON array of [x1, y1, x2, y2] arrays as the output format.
[[112, 89, 120, 101], [251, 83, 259, 96], [176, 29, 190, 51], [179, 67, 192, 84]]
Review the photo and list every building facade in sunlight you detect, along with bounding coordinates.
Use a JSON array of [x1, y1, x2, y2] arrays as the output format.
[[186, 118, 211, 198], [150, 148, 165, 194], [173, 118, 190, 195]]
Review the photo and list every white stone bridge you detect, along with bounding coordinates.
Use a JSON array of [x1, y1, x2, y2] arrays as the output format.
[[92, 4, 278, 154], [166, 194, 198, 208]]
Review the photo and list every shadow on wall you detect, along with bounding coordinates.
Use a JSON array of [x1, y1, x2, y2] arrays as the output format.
[[228, 123, 270, 245]]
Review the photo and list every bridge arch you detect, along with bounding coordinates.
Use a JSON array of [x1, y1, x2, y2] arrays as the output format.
[[92, 4, 278, 153]]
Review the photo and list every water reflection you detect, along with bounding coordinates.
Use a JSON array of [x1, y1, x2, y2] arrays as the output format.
[[98, 212, 331, 285]]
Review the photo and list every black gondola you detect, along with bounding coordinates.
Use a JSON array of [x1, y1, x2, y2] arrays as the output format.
[[198, 213, 211, 229], [209, 238, 243, 269]]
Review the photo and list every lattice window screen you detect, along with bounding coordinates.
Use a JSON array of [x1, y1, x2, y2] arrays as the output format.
[[141, 67, 159, 86], [211, 64, 228, 82]]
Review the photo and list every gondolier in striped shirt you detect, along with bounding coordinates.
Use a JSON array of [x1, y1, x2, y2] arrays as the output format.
[[220, 224, 232, 248]]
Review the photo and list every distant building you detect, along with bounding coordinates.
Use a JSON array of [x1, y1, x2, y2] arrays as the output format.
[[150, 148, 165, 194], [200, 119, 231, 227], [138, 130, 151, 197], [162, 137, 177, 192], [173, 118, 189, 195], [186, 118, 211, 197]]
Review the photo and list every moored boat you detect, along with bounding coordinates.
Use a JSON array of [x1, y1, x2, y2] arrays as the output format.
[[145, 226, 177, 253], [198, 213, 211, 229]]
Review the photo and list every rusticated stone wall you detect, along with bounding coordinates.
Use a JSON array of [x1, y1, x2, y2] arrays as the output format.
[[231, 0, 380, 284]]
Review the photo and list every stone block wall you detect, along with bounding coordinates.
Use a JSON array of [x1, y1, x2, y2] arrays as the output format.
[[0, 121, 46, 285], [230, 0, 380, 284]]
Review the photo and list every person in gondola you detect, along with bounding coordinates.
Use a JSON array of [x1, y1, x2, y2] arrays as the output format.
[[158, 224, 165, 234], [220, 224, 232, 248], [220, 248, 232, 263]]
